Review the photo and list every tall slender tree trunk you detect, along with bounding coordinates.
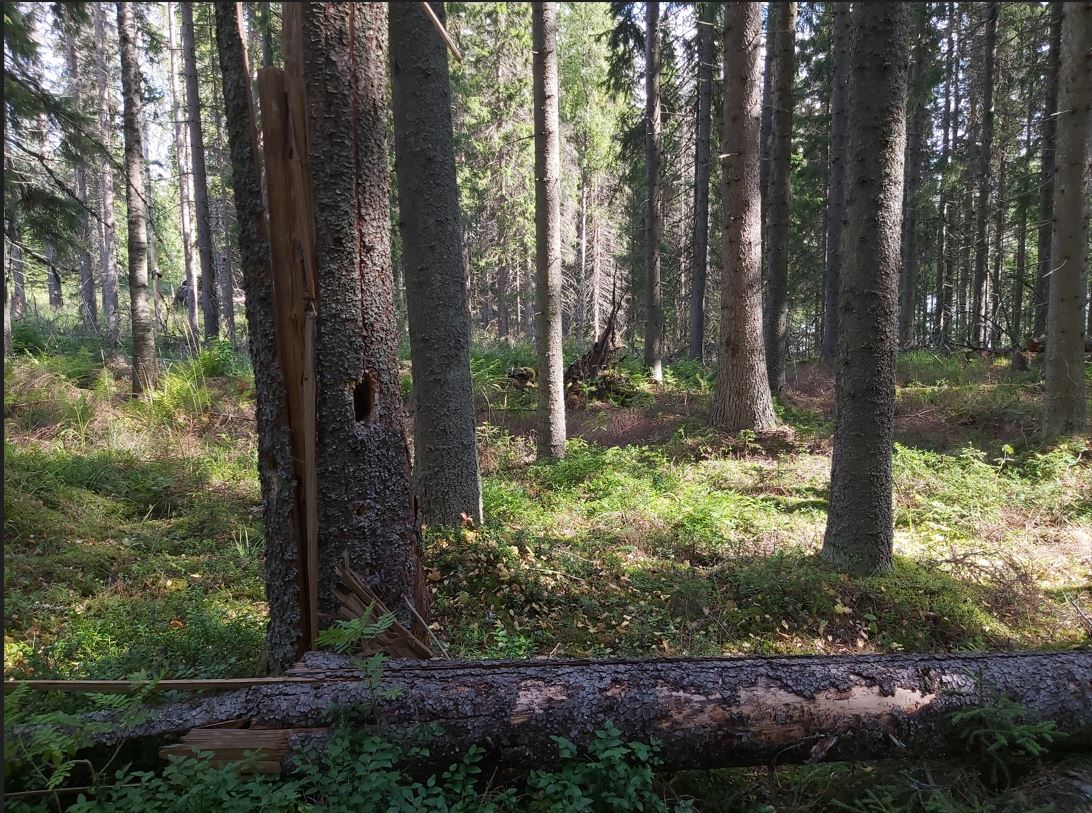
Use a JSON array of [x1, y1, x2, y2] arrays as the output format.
[[712, 2, 778, 433], [644, 1, 663, 381], [209, 45, 237, 344], [759, 7, 776, 242], [935, 2, 954, 349], [821, 2, 851, 364], [1043, 1, 1090, 437], [181, 1, 219, 341], [899, 7, 928, 349], [215, 2, 305, 671], [989, 156, 1006, 348], [390, 2, 483, 525], [65, 19, 98, 331], [689, 2, 715, 362], [1034, 3, 1064, 340], [532, 2, 567, 460], [763, 1, 796, 393], [140, 106, 164, 329], [117, 1, 158, 395], [957, 31, 977, 345], [7, 200, 25, 319], [168, 2, 199, 338], [970, 3, 998, 348], [93, 3, 120, 345], [590, 220, 601, 338], [576, 174, 587, 341], [822, 2, 910, 575], [44, 242, 61, 309]]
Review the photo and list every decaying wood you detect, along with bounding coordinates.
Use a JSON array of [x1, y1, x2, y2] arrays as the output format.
[[257, 64, 319, 651], [563, 298, 623, 392], [334, 554, 433, 659], [38, 650, 1092, 771]]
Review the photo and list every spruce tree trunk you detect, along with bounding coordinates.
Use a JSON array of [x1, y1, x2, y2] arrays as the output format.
[[899, 8, 928, 350], [140, 107, 164, 330], [181, 1, 219, 341], [1034, 3, 1064, 340], [762, 1, 796, 393], [390, 2, 483, 525], [688, 2, 715, 362], [46, 241, 62, 310], [1043, 1, 1090, 437], [117, 1, 158, 395], [989, 156, 1006, 349], [214, 2, 302, 672], [970, 3, 998, 348], [65, 20, 98, 331], [93, 3, 120, 345], [6, 202, 25, 320], [168, 2, 200, 339], [821, 2, 851, 364], [935, 3, 954, 349], [759, 9, 776, 242], [290, 3, 430, 640], [532, 2, 567, 461], [644, 1, 663, 382], [712, 3, 778, 434], [821, 2, 910, 575], [209, 48, 237, 345]]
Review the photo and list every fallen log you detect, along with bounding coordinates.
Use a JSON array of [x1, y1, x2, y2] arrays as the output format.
[[16, 650, 1089, 771]]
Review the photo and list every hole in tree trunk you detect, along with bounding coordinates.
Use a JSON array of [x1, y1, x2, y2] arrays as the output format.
[[353, 373, 378, 423]]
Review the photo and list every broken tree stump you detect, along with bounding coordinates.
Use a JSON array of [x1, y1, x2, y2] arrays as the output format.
[[21, 650, 1090, 771]]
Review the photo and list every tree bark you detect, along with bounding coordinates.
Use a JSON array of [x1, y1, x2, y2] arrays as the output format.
[[821, 3, 851, 364], [215, 2, 301, 673], [168, 2, 200, 339], [390, 2, 483, 526], [1034, 3, 1064, 340], [140, 105, 164, 330], [533, 2, 567, 461], [644, 1, 663, 382], [181, 1, 219, 341], [989, 156, 1006, 349], [209, 43, 237, 344], [762, 1, 795, 394], [45, 240, 62, 310], [712, 3, 778, 433], [688, 2, 715, 362], [117, 1, 158, 395], [759, 7, 776, 242], [66, 651, 1092, 772], [93, 3, 120, 345], [934, 2, 954, 349], [7, 200, 26, 320], [970, 4, 998, 349], [64, 18, 98, 331], [899, 8, 928, 350], [821, 2, 910, 576], [286, 3, 430, 644], [1043, 1, 1091, 437]]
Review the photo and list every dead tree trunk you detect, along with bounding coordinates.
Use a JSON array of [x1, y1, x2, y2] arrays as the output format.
[[51, 651, 1092, 771]]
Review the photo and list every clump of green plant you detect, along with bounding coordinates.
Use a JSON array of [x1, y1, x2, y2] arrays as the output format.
[[949, 698, 1065, 788]]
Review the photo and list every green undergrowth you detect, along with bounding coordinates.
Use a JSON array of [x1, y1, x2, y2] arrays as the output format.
[[4, 334, 1091, 810]]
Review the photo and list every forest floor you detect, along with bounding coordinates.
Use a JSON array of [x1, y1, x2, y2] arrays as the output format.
[[4, 318, 1091, 810]]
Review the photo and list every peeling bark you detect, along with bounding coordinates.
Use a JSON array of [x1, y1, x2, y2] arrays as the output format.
[[71, 651, 1092, 770]]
